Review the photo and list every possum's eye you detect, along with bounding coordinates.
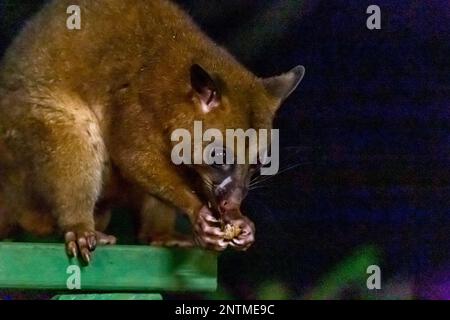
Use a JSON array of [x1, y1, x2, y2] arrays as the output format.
[[208, 147, 232, 171]]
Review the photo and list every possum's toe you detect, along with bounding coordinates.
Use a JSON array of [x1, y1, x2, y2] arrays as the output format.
[[64, 230, 97, 264], [95, 231, 117, 245]]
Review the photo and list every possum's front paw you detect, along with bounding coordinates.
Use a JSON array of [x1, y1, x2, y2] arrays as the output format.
[[193, 206, 228, 251], [64, 229, 116, 264]]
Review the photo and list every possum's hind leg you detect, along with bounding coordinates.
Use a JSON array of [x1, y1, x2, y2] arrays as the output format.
[[139, 195, 194, 248], [94, 208, 117, 245], [10, 98, 115, 263]]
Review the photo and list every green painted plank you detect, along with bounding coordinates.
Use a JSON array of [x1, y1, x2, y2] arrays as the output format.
[[0, 243, 217, 292], [53, 293, 163, 300]]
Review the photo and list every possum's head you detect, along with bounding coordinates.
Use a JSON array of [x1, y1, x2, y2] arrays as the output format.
[[171, 63, 305, 215]]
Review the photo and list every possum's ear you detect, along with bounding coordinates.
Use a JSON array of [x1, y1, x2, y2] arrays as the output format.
[[262, 65, 305, 102], [190, 64, 220, 113]]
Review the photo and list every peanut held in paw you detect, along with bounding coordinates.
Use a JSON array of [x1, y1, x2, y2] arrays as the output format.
[[223, 223, 242, 241]]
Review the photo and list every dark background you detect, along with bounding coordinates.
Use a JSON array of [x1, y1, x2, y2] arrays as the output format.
[[1, 0, 449, 299]]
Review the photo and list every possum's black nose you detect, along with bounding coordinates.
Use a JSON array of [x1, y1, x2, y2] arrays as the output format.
[[218, 189, 244, 212]]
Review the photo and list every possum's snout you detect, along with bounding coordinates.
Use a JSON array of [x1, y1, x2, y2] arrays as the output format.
[[213, 178, 247, 215]]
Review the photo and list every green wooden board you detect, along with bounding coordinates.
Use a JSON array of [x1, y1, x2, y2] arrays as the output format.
[[53, 293, 163, 300], [0, 243, 217, 292]]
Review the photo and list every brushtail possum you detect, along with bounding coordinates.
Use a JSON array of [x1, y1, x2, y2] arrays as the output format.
[[0, 0, 304, 263]]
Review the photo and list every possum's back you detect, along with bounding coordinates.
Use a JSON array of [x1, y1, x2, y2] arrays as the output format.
[[0, 0, 206, 94]]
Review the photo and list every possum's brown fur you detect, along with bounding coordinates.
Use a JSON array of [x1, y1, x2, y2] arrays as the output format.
[[0, 0, 302, 252]]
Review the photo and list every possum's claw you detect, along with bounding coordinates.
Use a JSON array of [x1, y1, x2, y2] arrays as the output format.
[[65, 230, 96, 263], [64, 230, 116, 264], [67, 240, 78, 258]]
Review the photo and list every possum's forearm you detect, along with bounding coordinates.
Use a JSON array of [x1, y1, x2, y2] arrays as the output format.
[[134, 173, 203, 223], [112, 149, 203, 222]]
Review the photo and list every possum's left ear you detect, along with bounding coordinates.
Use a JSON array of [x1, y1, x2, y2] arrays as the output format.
[[262, 65, 305, 102], [190, 64, 221, 113]]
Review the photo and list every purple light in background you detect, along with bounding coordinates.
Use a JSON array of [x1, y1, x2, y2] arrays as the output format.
[[418, 267, 450, 300]]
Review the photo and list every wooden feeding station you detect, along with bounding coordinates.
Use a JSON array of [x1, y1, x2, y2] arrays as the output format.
[[0, 242, 218, 300]]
